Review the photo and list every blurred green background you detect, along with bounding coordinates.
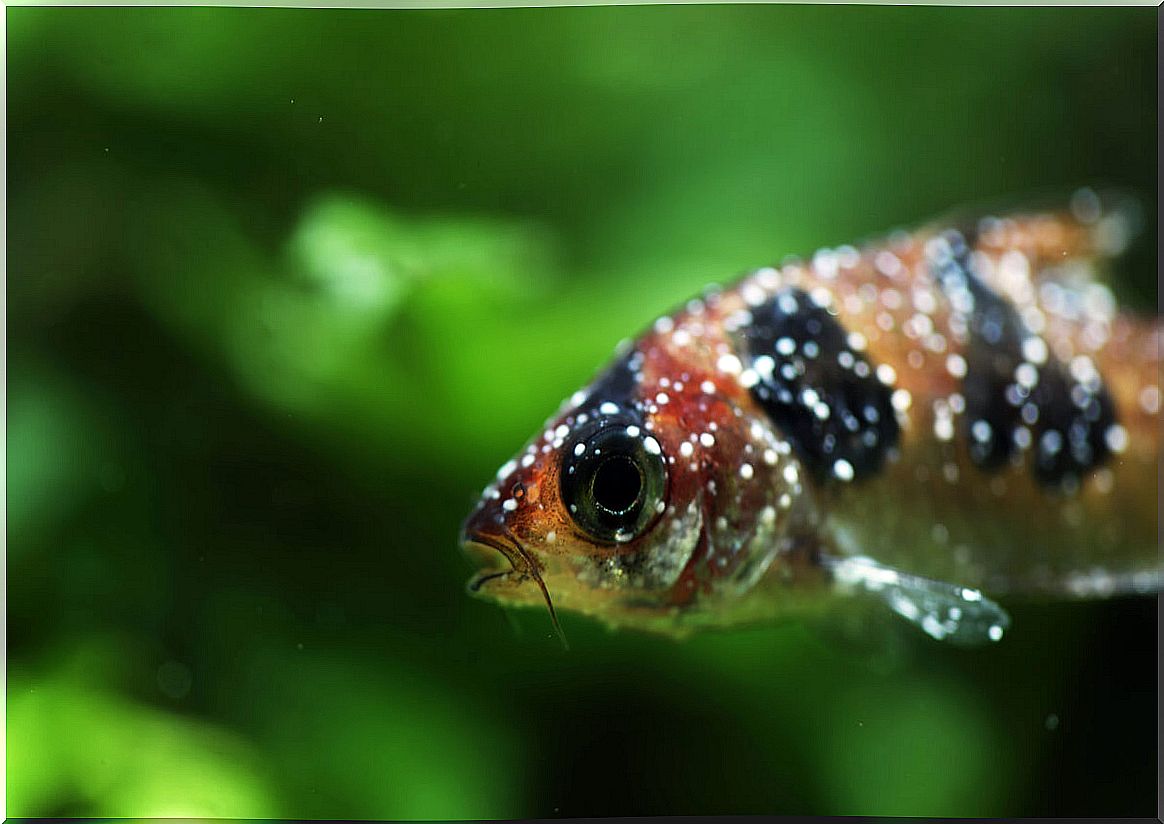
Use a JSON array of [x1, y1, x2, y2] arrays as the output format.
[[6, 6, 1157, 819]]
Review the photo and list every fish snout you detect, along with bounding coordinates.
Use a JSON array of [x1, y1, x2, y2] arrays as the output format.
[[460, 502, 523, 591]]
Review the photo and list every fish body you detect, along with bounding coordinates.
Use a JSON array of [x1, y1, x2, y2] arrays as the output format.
[[461, 190, 1161, 643]]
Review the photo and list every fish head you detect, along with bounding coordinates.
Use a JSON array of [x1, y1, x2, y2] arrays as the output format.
[[461, 333, 815, 635]]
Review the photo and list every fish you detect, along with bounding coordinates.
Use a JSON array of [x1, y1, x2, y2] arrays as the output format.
[[460, 189, 1161, 645]]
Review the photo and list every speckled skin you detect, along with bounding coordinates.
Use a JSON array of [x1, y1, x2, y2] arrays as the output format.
[[461, 192, 1161, 638]]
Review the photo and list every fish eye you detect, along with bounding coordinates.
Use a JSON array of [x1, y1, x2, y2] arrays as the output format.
[[591, 455, 642, 515], [560, 420, 667, 544]]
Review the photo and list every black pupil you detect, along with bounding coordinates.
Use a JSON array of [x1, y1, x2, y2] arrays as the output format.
[[591, 455, 642, 515]]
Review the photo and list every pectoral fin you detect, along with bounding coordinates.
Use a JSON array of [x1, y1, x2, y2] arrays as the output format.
[[822, 554, 1012, 646]]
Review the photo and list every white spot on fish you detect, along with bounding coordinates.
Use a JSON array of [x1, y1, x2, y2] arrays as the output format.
[[717, 353, 743, 375], [810, 286, 833, 309], [1022, 336, 1048, 365], [742, 281, 767, 307], [1015, 362, 1039, 390], [1105, 424, 1128, 454], [946, 353, 967, 379], [1139, 385, 1160, 415]]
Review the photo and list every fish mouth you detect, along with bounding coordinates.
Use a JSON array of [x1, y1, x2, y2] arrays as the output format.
[[460, 525, 569, 648], [463, 530, 524, 593]]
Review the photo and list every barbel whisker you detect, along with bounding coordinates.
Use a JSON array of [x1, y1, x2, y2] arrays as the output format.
[[502, 526, 569, 650]]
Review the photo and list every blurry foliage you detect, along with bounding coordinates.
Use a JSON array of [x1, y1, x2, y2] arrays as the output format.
[[6, 5, 1157, 819], [9, 634, 276, 817]]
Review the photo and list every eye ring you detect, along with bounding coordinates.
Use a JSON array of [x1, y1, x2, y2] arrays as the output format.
[[560, 417, 667, 544]]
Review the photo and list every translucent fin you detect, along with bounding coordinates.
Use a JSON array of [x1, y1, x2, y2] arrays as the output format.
[[806, 593, 915, 674], [922, 185, 1145, 261], [823, 555, 1012, 647]]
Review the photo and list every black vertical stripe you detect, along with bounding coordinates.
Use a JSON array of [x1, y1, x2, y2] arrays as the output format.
[[738, 287, 899, 482], [929, 229, 1117, 490]]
